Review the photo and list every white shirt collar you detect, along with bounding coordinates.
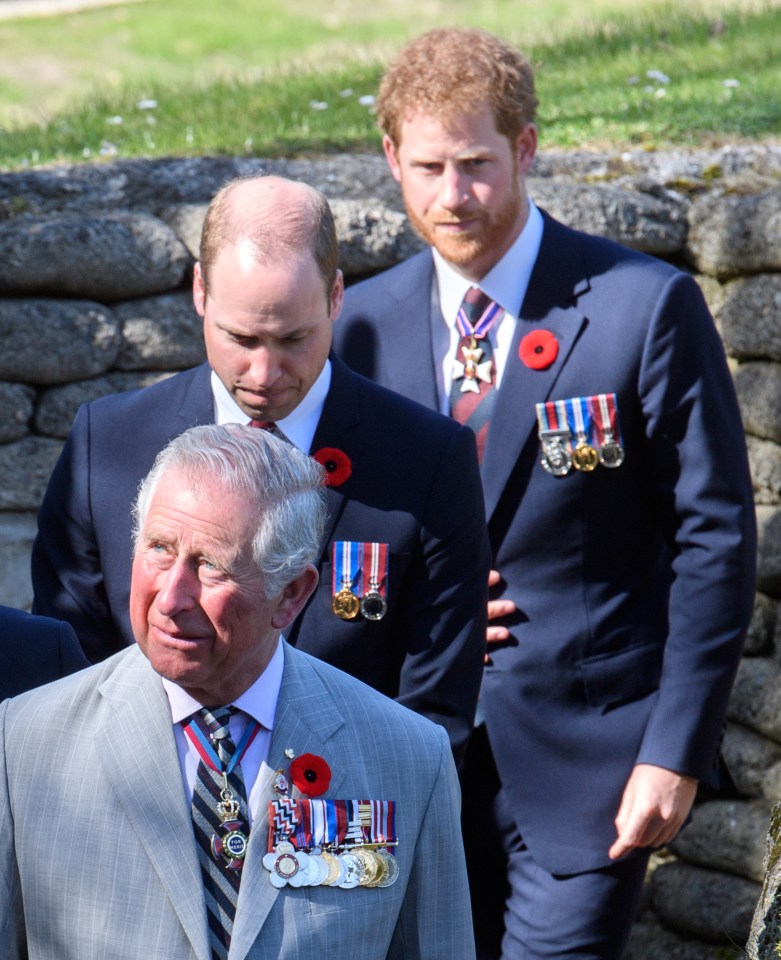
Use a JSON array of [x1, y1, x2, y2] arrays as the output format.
[[211, 360, 332, 454], [162, 635, 285, 732], [433, 199, 544, 328]]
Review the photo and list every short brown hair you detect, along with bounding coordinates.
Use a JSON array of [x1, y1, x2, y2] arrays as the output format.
[[378, 27, 538, 146], [199, 175, 339, 297]]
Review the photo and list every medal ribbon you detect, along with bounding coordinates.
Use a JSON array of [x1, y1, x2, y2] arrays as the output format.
[[363, 542, 388, 597], [455, 298, 503, 340], [565, 396, 593, 444], [183, 713, 261, 776], [589, 393, 623, 445], [268, 799, 398, 850], [332, 541, 362, 596]]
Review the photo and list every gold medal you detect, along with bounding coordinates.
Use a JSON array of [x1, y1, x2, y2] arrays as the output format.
[[572, 440, 599, 472], [332, 587, 360, 620]]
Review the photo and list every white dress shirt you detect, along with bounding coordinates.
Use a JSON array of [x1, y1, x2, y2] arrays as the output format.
[[432, 200, 544, 416]]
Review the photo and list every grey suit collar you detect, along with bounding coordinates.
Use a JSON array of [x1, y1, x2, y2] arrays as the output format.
[[96, 644, 347, 960]]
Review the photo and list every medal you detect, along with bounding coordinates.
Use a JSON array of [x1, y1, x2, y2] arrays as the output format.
[[331, 542, 361, 620], [536, 400, 573, 477], [540, 431, 572, 476], [589, 393, 626, 468], [332, 587, 360, 620], [566, 396, 599, 472], [360, 543, 388, 621], [453, 337, 492, 394], [183, 712, 260, 873], [264, 798, 399, 891], [451, 296, 503, 395]]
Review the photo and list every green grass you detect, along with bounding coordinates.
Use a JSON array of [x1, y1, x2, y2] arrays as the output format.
[[0, 0, 779, 170]]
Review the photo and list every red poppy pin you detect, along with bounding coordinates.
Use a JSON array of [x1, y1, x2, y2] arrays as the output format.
[[519, 329, 559, 370], [290, 752, 332, 798], [312, 447, 352, 487]]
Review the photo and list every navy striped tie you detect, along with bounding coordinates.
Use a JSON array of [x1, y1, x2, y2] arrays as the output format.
[[189, 706, 249, 960]]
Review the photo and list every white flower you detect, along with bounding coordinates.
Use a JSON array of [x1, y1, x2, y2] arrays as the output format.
[[654, 88, 667, 99], [722, 78, 740, 88], [358, 94, 375, 106], [339, 88, 353, 97], [99, 140, 118, 156], [136, 98, 158, 110], [284, 748, 295, 759], [105, 115, 124, 126], [309, 100, 328, 111], [646, 69, 670, 85]]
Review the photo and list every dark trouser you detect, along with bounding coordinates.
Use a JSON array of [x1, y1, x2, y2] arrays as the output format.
[[462, 725, 649, 960]]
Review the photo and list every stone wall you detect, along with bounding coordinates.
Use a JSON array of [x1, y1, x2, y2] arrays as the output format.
[[2, 146, 781, 956]]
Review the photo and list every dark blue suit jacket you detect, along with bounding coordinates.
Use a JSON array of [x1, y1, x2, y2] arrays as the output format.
[[31, 356, 489, 763], [0, 605, 88, 701], [334, 212, 757, 873]]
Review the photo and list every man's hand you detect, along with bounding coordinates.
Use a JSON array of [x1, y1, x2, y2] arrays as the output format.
[[608, 763, 698, 860], [487, 569, 516, 651]]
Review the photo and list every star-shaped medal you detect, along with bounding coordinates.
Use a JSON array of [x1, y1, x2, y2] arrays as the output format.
[[453, 340, 492, 394]]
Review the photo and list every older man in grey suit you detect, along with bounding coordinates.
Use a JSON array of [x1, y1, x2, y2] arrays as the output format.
[[0, 424, 473, 960]]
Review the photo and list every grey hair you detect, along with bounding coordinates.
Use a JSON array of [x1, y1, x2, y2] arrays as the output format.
[[132, 424, 326, 598]]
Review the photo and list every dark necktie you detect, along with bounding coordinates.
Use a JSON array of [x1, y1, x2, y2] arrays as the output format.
[[189, 706, 250, 960], [449, 287, 502, 462], [249, 419, 290, 445]]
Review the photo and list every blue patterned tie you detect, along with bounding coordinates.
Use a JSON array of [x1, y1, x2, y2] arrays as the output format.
[[189, 706, 249, 960]]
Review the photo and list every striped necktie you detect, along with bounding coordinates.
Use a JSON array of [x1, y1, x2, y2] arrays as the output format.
[[188, 706, 249, 960], [449, 287, 503, 462]]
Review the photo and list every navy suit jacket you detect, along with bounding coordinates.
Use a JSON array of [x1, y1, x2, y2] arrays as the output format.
[[31, 356, 489, 763], [334, 212, 757, 873], [0, 605, 88, 701]]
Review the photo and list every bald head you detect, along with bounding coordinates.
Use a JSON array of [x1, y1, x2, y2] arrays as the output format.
[[199, 175, 340, 296]]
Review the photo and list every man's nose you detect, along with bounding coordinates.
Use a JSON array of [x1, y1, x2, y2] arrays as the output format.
[[438, 166, 470, 211], [247, 347, 279, 386], [155, 560, 199, 615]]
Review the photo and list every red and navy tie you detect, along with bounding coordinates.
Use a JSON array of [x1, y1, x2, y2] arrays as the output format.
[[449, 287, 502, 462]]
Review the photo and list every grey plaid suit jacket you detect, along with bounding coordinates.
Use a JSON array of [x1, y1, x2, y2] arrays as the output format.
[[0, 642, 473, 960]]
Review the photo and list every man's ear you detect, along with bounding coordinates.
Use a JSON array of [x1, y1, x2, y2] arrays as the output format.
[[330, 269, 345, 324], [193, 261, 206, 317], [270, 565, 319, 630], [382, 134, 402, 183], [515, 124, 538, 177]]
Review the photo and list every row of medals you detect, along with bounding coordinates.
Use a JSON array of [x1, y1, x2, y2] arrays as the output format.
[[332, 580, 388, 622], [263, 841, 399, 890], [541, 431, 625, 477]]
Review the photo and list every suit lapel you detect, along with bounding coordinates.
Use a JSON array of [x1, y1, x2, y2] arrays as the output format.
[[230, 645, 346, 960], [482, 215, 590, 520], [177, 362, 215, 428], [377, 251, 441, 410], [95, 649, 211, 960], [308, 357, 363, 551]]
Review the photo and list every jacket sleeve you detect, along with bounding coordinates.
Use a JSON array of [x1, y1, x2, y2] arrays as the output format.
[[394, 422, 489, 768], [388, 724, 476, 960], [634, 271, 757, 780], [31, 403, 116, 664]]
